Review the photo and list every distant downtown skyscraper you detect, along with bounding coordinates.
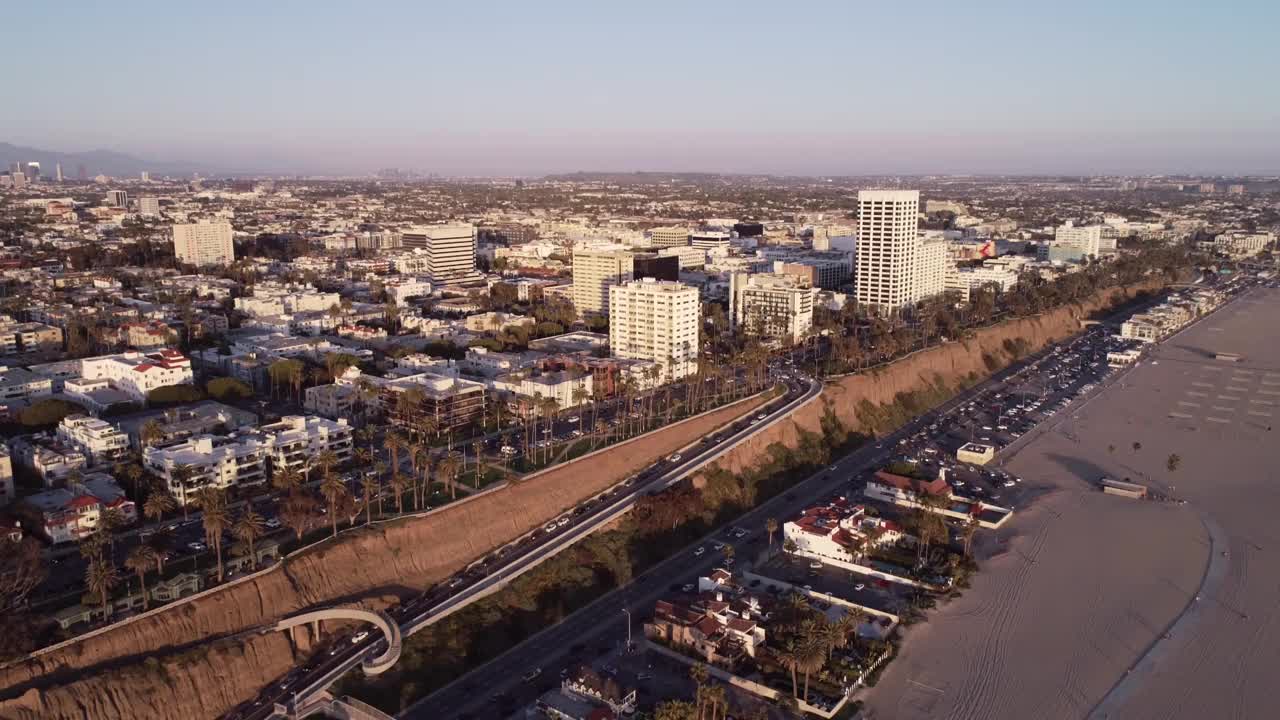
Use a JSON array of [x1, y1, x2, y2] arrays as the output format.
[[399, 223, 477, 280], [854, 189, 921, 311]]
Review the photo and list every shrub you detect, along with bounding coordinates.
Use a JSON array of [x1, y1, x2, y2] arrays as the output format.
[[147, 384, 205, 406], [206, 376, 254, 401], [21, 398, 86, 427]]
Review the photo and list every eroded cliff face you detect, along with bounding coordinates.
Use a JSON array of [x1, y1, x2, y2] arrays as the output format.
[[0, 393, 771, 720]]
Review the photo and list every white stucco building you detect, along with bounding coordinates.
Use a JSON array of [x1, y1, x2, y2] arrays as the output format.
[[609, 279, 700, 381]]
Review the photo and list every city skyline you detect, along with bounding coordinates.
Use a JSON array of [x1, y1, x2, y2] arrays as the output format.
[[8, 0, 1280, 176]]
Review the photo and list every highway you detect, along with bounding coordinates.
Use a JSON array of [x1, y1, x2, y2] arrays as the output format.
[[229, 374, 820, 720]]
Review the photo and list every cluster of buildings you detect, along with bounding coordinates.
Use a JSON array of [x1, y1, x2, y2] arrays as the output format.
[[1120, 288, 1226, 343]]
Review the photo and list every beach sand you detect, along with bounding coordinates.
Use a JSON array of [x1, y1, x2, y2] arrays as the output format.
[[863, 286, 1279, 720]]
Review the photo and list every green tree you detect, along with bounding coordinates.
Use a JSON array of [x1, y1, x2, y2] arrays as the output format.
[[233, 508, 266, 565], [86, 557, 119, 619], [125, 545, 158, 611], [193, 487, 229, 582], [1166, 453, 1182, 473], [205, 376, 254, 401], [20, 398, 87, 427], [320, 473, 347, 538], [146, 384, 205, 406]]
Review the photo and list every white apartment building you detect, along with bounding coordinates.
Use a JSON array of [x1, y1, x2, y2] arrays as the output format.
[[944, 264, 1020, 302], [12, 435, 88, 485], [649, 227, 691, 248], [914, 237, 950, 301], [728, 272, 814, 345], [1054, 223, 1102, 259], [173, 220, 235, 267], [80, 349, 194, 404], [854, 190, 921, 310], [138, 196, 161, 216], [1213, 231, 1274, 258], [0, 366, 54, 403], [400, 224, 477, 280], [256, 415, 354, 475], [234, 282, 341, 317], [384, 277, 433, 304], [55, 414, 130, 466], [497, 370, 594, 409], [144, 435, 270, 504], [609, 279, 700, 381], [572, 246, 634, 316]]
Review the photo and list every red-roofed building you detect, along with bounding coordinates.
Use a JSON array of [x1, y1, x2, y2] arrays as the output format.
[[783, 498, 904, 565], [645, 576, 767, 668], [80, 348, 194, 404]]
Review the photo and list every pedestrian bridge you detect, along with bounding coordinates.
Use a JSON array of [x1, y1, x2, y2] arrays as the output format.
[[273, 607, 402, 675]]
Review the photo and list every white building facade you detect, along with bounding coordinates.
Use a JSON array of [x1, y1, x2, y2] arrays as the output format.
[[609, 279, 700, 381], [173, 220, 235, 267]]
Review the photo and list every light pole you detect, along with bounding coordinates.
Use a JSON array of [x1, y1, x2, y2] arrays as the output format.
[[621, 607, 631, 652]]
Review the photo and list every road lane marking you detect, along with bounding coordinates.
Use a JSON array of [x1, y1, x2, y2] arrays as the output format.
[[1248, 411, 1272, 418], [1168, 412, 1194, 419], [1217, 395, 1240, 401], [1186, 391, 1208, 397], [1206, 417, 1231, 424], [1177, 401, 1200, 407], [1211, 406, 1234, 412]]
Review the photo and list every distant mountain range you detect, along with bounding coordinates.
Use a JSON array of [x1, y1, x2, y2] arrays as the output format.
[[0, 142, 203, 179]]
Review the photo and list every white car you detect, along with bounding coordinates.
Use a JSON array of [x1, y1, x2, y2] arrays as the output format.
[[351, 631, 369, 644], [668, 454, 681, 462], [556, 517, 571, 527], [694, 546, 706, 557], [544, 522, 558, 533], [854, 583, 866, 591]]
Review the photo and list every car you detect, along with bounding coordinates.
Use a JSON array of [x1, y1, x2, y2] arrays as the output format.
[[557, 517, 571, 527], [351, 630, 370, 644], [566, 416, 580, 423], [500, 445, 517, 455], [854, 583, 866, 591], [447, 577, 464, 588], [712, 541, 725, 551], [694, 546, 706, 556], [682, 583, 695, 592], [264, 518, 281, 529], [724, 558, 735, 566], [808, 561, 822, 569], [187, 541, 206, 552], [637, 672, 653, 681], [668, 453, 682, 462], [522, 667, 542, 683]]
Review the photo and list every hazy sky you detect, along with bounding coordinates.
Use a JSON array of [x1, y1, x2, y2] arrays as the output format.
[[10, 0, 1280, 175]]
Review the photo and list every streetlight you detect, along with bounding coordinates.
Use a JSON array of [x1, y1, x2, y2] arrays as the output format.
[[621, 607, 632, 652]]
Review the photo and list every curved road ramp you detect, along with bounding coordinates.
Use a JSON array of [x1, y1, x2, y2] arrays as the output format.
[[271, 608, 401, 675]]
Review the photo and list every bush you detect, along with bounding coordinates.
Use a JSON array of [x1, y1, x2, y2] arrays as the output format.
[[206, 376, 254, 401], [147, 384, 205, 406], [21, 398, 86, 427]]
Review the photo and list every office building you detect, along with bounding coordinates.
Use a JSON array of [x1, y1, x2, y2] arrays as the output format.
[[854, 189, 920, 310], [690, 231, 731, 254], [173, 220, 235, 266], [729, 272, 815, 345], [106, 190, 128, 207], [54, 163, 63, 183], [572, 247, 634, 316], [399, 224, 477, 280], [633, 253, 681, 281], [609, 279, 700, 381], [649, 227, 691, 248], [24, 163, 39, 183], [138, 196, 161, 216], [1054, 223, 1102, 259], [140, 171, 150, 182], [774, 254, 853, 290]]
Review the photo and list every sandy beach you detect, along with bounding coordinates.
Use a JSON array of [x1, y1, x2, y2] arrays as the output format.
[[863, 286, 1280, 720]]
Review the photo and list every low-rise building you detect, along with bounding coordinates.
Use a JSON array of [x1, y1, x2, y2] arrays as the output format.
[[80, 348, 194, 404], [956, 442, 995, 466], [783, 497, 904, 566], [256, 415, 354, 475], [144, 435, 271, 504], [0, 366, 54, 403], [304, 383, 359, 419], [18, 474, 136, 544], [55, 414, 130, 465], [11, 435, 88, 485]]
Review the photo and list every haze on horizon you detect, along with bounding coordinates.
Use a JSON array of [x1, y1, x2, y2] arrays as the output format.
[[10, 0, 1280, 177]]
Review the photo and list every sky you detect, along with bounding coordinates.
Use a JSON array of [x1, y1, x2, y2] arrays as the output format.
[[9, 0, 1280, 176]]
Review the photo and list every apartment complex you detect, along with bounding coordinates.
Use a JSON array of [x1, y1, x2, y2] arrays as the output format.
[[80, 348, 194, 404], [399, 223, 477, 280], [55, 414, 130, 465], [0, 318, 63, 356], [1054, 223, 1102, 259], [380, 373, 487, 434], [728, 272, 814, 344], [1212, 231, 1274, 258], [609, 278, 700, 381], [138, 196, 161, 216], [571, 247, 634, 316], [173, 220, 235, 267]]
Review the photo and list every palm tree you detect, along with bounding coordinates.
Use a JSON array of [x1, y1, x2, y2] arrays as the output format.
[[86, 557, 119, 619], [1166, 453, 1182, 473], [170, 464, 196, 519], [121, 463, 144, 498], [689, 662, 710, 720], [440, 453, 463, 501], [776, 639, 802, 699], [314, 449, 341, 486], [272, 464, 303, 495], [233, 508, 265, 565], [766, 517, 779, 548], [389, 471, 408, 514], [471, 440, 485, 488], [139, 419, 165, 448], [372, 462, 387, 515], [799, 633, 827, 703], [320, 473, 347, 537], [360, 474, 379, 524], [193, 487, 229, 582], [353, 446, 374, 475], [125, 545, 157, 610], [962, 516, 981, 558], [99, 507, 127, 555], [384, 431, 405, 475]]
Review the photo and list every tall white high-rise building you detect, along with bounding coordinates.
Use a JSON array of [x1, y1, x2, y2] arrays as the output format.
[[609, 278, 700, 381], [854, 190, 921, 310], [173, 220, 235, 266], [138, 197, 161, 216], [106, 190, 128, 207], [54, 163, 63, 182], [572, 247, 635, 317], [400, 224, 477, 281], [140, 171, 150, 182], [914, 237, 951, 301], [1054, 223, 1102, 258], [729, 272, 815, 345]]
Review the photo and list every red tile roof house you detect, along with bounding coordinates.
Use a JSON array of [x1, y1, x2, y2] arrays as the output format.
[[783, 497, 905, 565]]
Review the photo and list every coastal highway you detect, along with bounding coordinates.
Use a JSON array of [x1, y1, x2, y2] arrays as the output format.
[[231, 373, 820, 720]]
